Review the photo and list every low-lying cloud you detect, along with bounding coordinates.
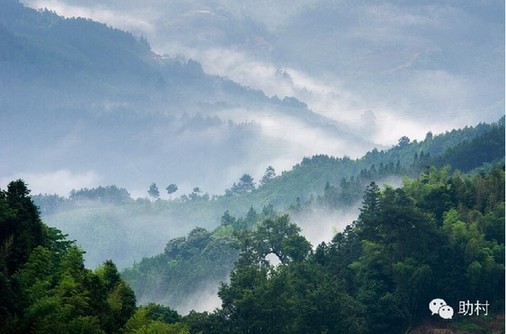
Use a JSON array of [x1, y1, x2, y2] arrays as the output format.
[[15, 0, 504, 197], [21, 0, 504, 150], [0, 169, 101, 196]]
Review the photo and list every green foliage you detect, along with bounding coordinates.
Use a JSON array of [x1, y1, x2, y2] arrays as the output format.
[[184, 165, 504, 333], [1, 180, 48, 275], [234, 214, 312, 266], [166, 184, 178, 197], [96, 260, 123, 292], [31, 194, 65, 215], [0, 180, 137, 333], [69, 186, 132, 205], [324, 166, 505, 332], [256, 118, 504, 208], [30, 118, 504, 271], [434, 119, 505, 172], [122, 224, 238, 309], [260, 166, 276, 186], [125, 307, 189, 334], [216, 217, 365, 333], [3, 147, 502, 334], [226, 174, 256, 196], [15, 118, 504, 332], [143, 303, 181, 324], [121, 206, 279, 310]]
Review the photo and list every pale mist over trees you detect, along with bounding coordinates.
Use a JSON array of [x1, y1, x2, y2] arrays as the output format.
[[2, 0, 504, 197], [1, 1, 504, 333]]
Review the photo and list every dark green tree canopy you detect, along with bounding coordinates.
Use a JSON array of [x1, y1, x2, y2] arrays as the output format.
[[235, 215, 311, 266], [227, 174, 256, 196], [0, 180, 137, 334]]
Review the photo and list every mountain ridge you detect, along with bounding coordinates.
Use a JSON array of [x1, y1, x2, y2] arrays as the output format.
[[0, 0, 373, 196], [32, 117, 505, 269], [119, 118, 504, 315]]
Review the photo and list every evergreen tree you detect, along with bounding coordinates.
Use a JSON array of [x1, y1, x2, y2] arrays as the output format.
[[260, 166, 276, 185]]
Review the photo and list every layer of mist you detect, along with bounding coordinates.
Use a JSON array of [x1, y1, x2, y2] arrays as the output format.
[[2, 0, 503, 317], [2, 1, 377, 197], [22, 0, 504, 143]]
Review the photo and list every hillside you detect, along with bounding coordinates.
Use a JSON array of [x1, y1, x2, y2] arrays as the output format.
[[1, 0, 370, 197], [0, 180, 138, 333], [119, 118, 505, 313], [249, 118, 504, 207], [119, 162, 505, 332], [33, 118, 504, 271], [2, 0, 504, 332], [1, 165, 504, 332], [197, 164, 504, 333]]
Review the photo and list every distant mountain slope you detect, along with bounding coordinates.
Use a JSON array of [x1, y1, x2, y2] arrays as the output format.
[[248, 117, 505, 207], [33, 118, 505, 269], [0, 0, 155, 91], [1, 0, 371, 196], [89, 0, 502, 138], [120, 123, 505, 315]]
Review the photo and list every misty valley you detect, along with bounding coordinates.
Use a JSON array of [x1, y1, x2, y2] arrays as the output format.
[[1, 0, 504, 333], [2, 117, 504, 333]]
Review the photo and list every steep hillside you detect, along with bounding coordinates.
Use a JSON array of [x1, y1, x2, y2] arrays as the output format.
[[33, 118, 504, 270], [123, 152, 505, 319], [1, 0, 369, 196], [245, 117, 505, 207]]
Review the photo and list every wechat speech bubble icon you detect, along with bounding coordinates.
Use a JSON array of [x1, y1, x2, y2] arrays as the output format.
[[439, 305, 454, 319], [429, 298, 447, 315]]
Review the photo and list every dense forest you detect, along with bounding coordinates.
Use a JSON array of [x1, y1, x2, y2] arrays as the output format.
[[2, 0, 503, 332], [32, 117, 504, 270], [1, 118, 502, 333], [2, 164, 504, 333], [196, 164, 504, 333], [0, 180, 137, 333]]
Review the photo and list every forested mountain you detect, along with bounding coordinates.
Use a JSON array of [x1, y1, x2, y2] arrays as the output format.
[[2, 162, 503, 333], [30, 118, 504, 319], [0, 0, 371, 197], [2, 0, 504, 331], [45, 0, 503, 131], [33, 118, 504, 268], [179, 165, 504, 333], [0, 180, 137, 333], [251, 117, 505, 207]]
